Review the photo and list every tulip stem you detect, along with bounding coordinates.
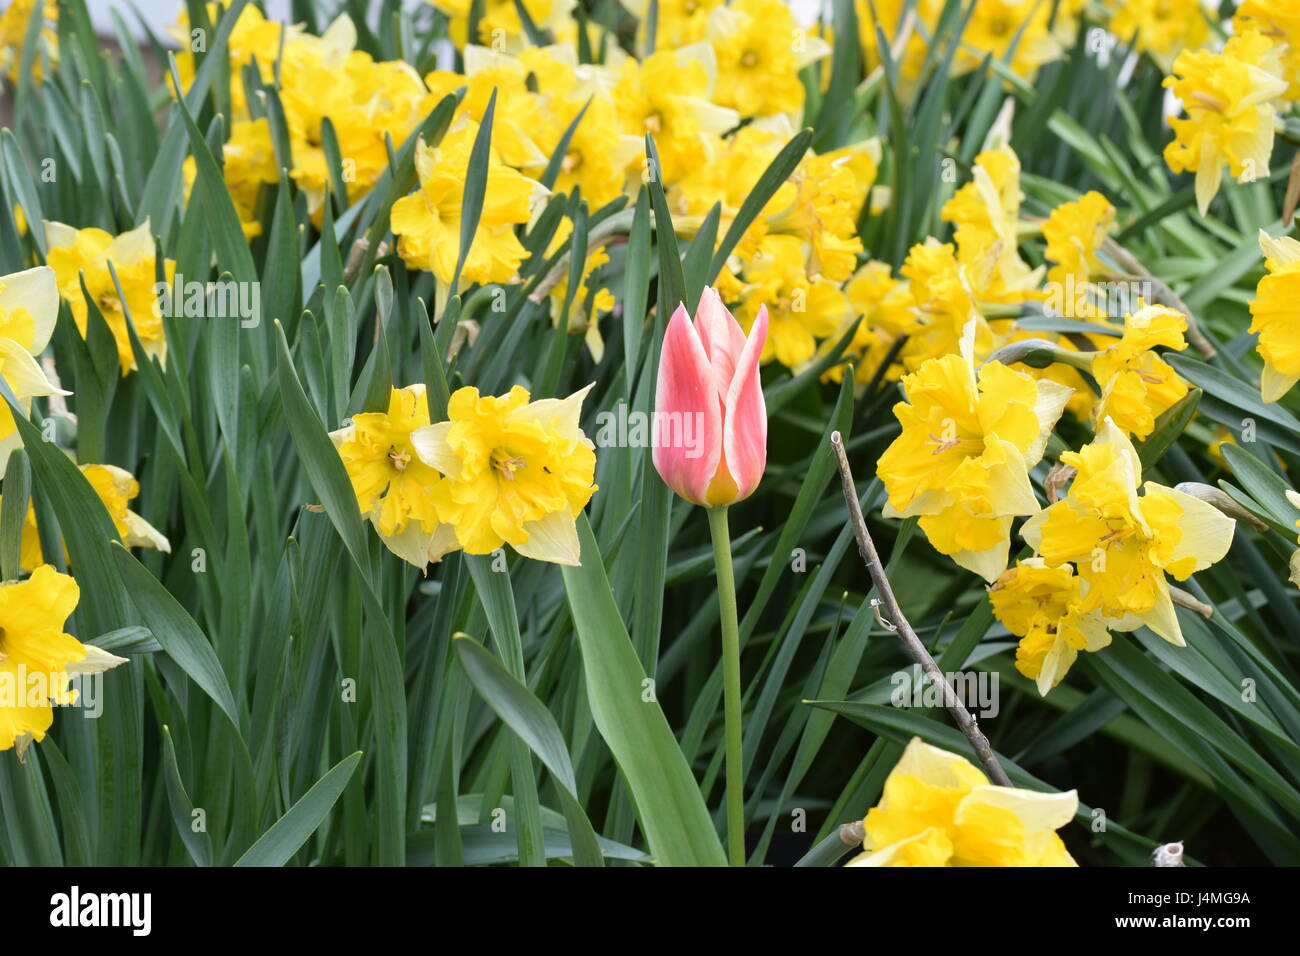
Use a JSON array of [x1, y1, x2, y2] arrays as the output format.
[[706, 505, 746, 866]]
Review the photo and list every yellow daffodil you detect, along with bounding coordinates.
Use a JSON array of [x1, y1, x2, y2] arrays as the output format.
[[538, 93, 642, 209], [846, 737, 1078, 867], [854, 0, 939, 97], [409, 384, 598, 566], [611, 44, 739, 185], [0, 265, 66, 478], [1042, 191, 1116, 290], [877, 320, 1072, 582], [2, 465, 169, 571], [733, 234, 849, 368], [0, 565, 128, 756], [1022, 418, 1235, 646], [623, 0, 723, 50], [182, 117, 279, 241], [428, 0, 577, 52], [1249, 229, 1300, 403], [1164, 30, 1288, 215], [705, 0, 830, 118], [957, 0, 1067, 81], [282, 22, 435, 221], [1235, 0, 1300, 99], [0, 0, 56, 84], [79, 465, 171, 554], [391, 121, 544, 287], [942, 145, 1042, 307], [1109, 0, 1210, 73], [330, 385, 450, 570], [425, 47, 549, 174], [763, 138, 876, 283], [44, 220, 174, 374], [898, 239, 992, 372], [989, 558, 1112, 695], [1091, 304, 1189, 440], [546, 220, 615, 362], [824, 260, 913, 387]]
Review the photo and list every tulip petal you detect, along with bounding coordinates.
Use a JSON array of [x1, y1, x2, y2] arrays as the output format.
[[653, 305, 722, 505], [693, 287, 746, 401], [721, 303, 767, 502]]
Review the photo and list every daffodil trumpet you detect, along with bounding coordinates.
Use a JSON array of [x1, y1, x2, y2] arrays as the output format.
[[652, 286, 768, 865]]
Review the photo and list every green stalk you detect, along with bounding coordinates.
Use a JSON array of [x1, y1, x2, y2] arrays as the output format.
[[706, 505, 745, 866]]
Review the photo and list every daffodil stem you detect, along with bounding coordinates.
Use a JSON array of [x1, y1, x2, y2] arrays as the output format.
[[707, 504, 746, 867], [830, 431, 1014, 788]]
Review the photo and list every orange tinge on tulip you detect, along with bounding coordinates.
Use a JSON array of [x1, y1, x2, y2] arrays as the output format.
[[652, 287, 768, 507]]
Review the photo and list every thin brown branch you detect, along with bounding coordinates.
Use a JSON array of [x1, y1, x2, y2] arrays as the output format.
[[830, 430, 1013, 787]]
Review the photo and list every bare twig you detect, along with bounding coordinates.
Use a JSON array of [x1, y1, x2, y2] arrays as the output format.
[[1169, 587, 1214, 619], [830, 430, 1013, 787]]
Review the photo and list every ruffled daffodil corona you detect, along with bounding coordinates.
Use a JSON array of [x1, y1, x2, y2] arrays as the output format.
[[846, 737, 1078, 866], [989, 558, 1112, 695], [0, 565, 128, 757], [1022, 419, 1235, 647], [1091, 304, 1190, 440], [877, 320, 1072, 582], [410, 383, 598, 566]]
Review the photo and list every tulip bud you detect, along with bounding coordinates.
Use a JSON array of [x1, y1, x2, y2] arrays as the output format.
[[652, 287, 768, 507]]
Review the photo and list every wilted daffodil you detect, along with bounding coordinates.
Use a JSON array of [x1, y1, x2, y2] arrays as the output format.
[[877, 321, 1072, 582], [44, 220, 174, 374], [1091, 304, 1189, 440], [0, 265, 66, 479], [1163, 30, 1288, 215], [331, 385, 449, 570], [1249, 230, 1300, 403], [846, 737, 1078, 867], [0, 565, 128, 757], [391, 121, 544, 287], [1022, 419, 1235, 646], [989, 558, 1112, 695], [410, 384, 598, 566]]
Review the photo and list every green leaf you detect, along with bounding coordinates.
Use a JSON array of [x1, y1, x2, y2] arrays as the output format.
[[234, 752, 362, 866], [454, 636, 604, 866], [112, 544, 241, 729], [561, 514, 727, 867]]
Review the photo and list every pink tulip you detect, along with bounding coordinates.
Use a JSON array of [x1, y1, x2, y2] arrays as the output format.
[[653, 287, 768, 507]]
